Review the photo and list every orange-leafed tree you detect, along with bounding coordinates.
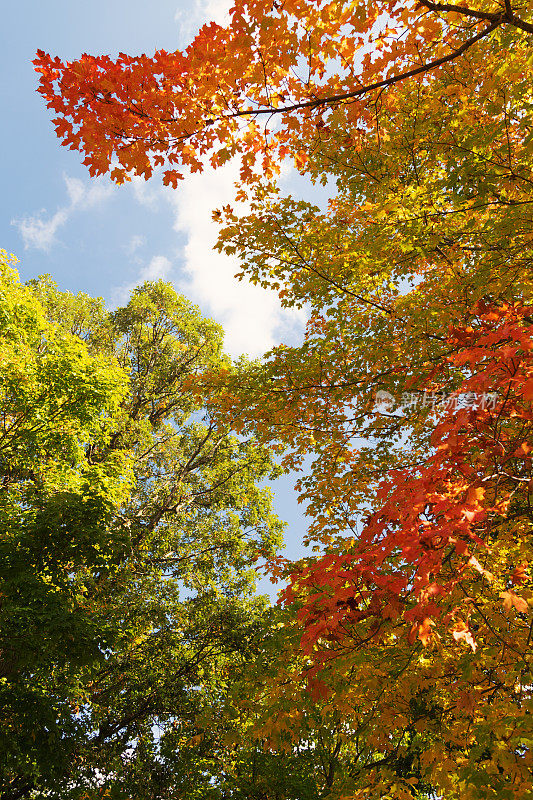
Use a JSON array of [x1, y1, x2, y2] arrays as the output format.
[[34, 0, 533, 188]]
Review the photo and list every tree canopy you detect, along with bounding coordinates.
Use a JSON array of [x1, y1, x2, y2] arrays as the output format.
[[19, 0, 533, 796], [0, 254, 284, 799]]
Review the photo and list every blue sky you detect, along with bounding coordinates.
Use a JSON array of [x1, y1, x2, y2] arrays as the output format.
[[1, 0, 322, 594]]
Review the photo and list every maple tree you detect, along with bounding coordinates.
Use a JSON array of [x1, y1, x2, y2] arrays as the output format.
[[30, 0, 533, 796], [34, 0, 533, 189], [209, 74, 533, 792], [273, 304, 533, 797]]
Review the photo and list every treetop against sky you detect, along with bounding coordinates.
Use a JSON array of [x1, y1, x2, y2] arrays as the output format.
[[1, 2, 533, 796], [1, 0, 311, 580]]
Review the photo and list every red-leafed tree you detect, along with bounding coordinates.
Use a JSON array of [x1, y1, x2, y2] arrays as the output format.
[[34, 0, 533, 189], [286, 302, 533, 656]]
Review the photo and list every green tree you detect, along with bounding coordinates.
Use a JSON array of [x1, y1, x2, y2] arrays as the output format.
[[0, 253, 283, 800]]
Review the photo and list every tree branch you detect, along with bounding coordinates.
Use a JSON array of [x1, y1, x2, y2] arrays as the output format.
[[418, 0, 533, 34]]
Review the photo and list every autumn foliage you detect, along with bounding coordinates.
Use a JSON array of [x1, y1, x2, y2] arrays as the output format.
[[287, 301, 533, 655], [34, 0, 533, 188], [23, 0, 533, 797]]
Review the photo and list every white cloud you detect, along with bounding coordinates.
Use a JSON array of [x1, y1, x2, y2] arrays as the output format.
[[12, 173, 114, 251], [174, 0, 232, 45], [64, 175, 86, 206], [200, 0, 232, 24], [164, 160, 306, 358], [69, 175, 114, 209], [125, 234, 146, 256], [129, 175, 159, 209], [14, 208, 70, 252], [141, 255, 173, 281], [110, 255, 174, 307]]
